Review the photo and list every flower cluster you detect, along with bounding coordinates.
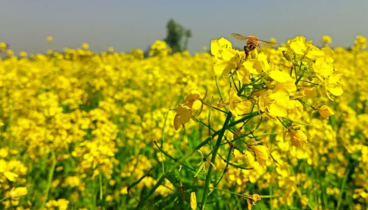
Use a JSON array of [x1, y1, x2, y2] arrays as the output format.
[[0, 34, 367, 210]]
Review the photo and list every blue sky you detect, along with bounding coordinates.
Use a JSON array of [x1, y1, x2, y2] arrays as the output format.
[[1, 0, 368, 54]]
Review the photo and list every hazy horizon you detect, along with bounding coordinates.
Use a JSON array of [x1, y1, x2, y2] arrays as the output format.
[[2, 0, 368, 55]]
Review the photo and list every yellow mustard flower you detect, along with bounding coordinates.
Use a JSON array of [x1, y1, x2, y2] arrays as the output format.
[[253, 145, 270, 166], [319, 105, 335, 118], [288, 129, 308, 147], [174, 104, 192, 130], [46, 35, 53, 42], [322, 35, 332, 44], [229, 91, 252, 117], [9, 187, 28, 199], [190, 192, 197, 210]]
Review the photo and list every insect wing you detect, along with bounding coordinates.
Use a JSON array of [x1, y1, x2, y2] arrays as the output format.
[[231, 33, 249, 41], [257, 39, 278, 48]]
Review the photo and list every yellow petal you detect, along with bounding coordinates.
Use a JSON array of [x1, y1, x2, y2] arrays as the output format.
[[289, 130, 308, 147], [218, 37, 232, 49], [211, 40, 221, 56], [275, 82, 297, 95], [314, 58, 333, 78], [190, 192, 197, 210], [243, 59, 261, 74], [236, 66, 251, 84], [289, 36, 306, 55], [235, 100, 252, 116], [192, 100, 202, 111], [214, 60, 234, 77], [179, 108, 192, 124], [306, 45, 325, 60], [301, 87, 317, 98], [174, 115, 181, 130], [222, 48, 238, 61], [186, 90, 201, 102], [328, 84, 343, 96], [9, 187, 28, 199], [253, 145, 269, 166], [257, 52, 270, 72], [328, 72, 342, 84], [269, 103, 288, 117], [270, 88, 289, 103], [319, 105, 335, 118], [5, 171, 18, 182], [269, 71, 293, 83]]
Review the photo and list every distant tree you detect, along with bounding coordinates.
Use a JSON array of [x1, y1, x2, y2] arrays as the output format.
[[164, 19, 191, 53], [183, 29, 191, 51]]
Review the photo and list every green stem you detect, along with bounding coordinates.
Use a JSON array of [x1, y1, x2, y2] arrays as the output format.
[[154, 141, 198, 173], [135, 111, 258, 209], [128, 168, 153, 193], [41, 151, 56, 209], [218, 153, 253, 170], [161, 111, 170, 174], [135, 133, 219, 209], [295, 67, 305, 85], [208, 148, 233, 197], [337, 166, 351, 210], [201, 112, 232, 210], [0, 197, 9, 203], [237, 84, 247, 96], [215, 76, 223, 100], [231, 76, 239, 93], [99, 171, 103, 201]]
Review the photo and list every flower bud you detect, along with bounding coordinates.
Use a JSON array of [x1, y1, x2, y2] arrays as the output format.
[[190, 192, 197, 210]]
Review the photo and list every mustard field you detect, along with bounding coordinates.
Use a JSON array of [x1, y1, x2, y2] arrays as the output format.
[[0, 35, 368, 210]]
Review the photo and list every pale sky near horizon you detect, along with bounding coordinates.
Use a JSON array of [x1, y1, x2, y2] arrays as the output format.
[[1, 0, 368, 55]]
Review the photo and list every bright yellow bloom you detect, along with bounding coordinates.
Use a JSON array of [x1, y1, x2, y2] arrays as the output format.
[[243, 59, 262, 75], [190, 192, 197, 210], [355, 35, 367, 49], [213, 49, 240, 77], [326, 72, 343, 97], [174, 104, 192, 130], [253, 145, 270, 166], [265, 88, 290, 117], [289, 36, 307, 55], [322, 35, 332, 44], [287, 100, 303, 120], [211, 37, 233, 56], [9, 187, 27, 199], [236, 65, 251, 84], [46, 35, 53, 42], [0, 42, 7, 49], [258, 89, 286, 117], [313, 57, 333, 78], [19, 51, 27, 57], [300, 86, 317, 98], [0, 159, 19, 181], [82, 42, 89, 50], [283, 36, 324, 61], [319, 105, 335, 118], [185, 90, 203, 111], [268, 70, 293, 83], [6, 49, 14, 57], [254, 52, 270, 73], [246, 193, 262, 210], [289, 129, 308, 147], [229, 91, 252, 117], [211, 38, 240, 76]]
